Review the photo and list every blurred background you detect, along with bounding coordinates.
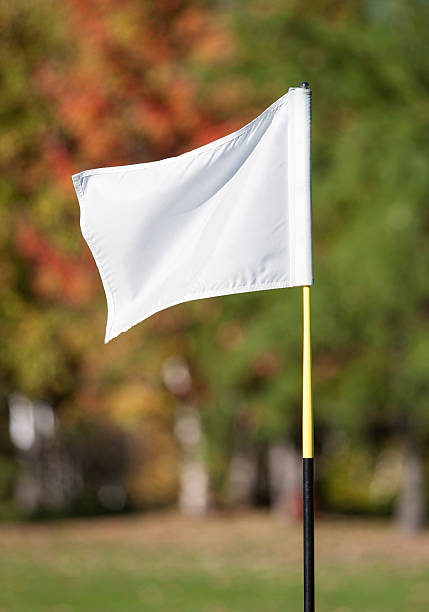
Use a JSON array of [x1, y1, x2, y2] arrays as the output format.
[[1, 1, 429, 610]]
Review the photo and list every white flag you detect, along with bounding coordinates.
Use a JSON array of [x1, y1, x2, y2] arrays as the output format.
[[73, 86, 313, 343]]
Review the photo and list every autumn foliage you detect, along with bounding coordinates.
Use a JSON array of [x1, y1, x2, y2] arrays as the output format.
[[1, 0, 236, 512], [4, 0, 429, 525]]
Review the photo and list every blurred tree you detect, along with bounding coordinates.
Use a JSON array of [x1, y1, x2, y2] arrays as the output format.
[[2, 0, 429, 526], [188, 0, 429, 527], [0, 0, 234, 515]]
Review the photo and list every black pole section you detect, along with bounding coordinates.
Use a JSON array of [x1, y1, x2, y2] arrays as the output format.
[[303, 458, 314, 612]]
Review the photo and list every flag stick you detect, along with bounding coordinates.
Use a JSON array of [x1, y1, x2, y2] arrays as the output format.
[[303, 285, 314, 612]]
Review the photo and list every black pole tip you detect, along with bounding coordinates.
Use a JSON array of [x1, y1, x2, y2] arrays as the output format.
[[301, 81, 310, 89]]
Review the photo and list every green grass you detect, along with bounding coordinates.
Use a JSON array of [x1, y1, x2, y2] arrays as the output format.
[[0, 513, 428, 611], [0, 564, 427, 612]]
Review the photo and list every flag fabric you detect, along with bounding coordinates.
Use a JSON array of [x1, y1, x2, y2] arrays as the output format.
[[72, 86, 313, 343]]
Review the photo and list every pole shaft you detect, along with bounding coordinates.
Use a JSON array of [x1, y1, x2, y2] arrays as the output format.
[[302, 285, 314, 612], [302, 286, 313, 458]]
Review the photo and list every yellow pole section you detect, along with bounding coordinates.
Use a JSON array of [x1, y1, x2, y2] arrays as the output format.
[[302, 286, 313, 458]]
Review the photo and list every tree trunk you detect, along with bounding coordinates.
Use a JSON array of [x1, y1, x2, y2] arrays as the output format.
[[395, 439, 426, 532], [175, 405, 209, 516], [226, 448, 257, 508], [268, 440, 301, 519]]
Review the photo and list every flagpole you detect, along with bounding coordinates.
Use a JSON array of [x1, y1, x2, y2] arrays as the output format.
[[302, 284, 314, 612]]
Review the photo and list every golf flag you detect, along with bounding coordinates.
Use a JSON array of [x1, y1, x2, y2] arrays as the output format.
[[72, 86, 312, 342]]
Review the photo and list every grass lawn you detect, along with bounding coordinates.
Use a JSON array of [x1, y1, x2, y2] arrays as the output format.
[[0, 512, 429, 611]]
